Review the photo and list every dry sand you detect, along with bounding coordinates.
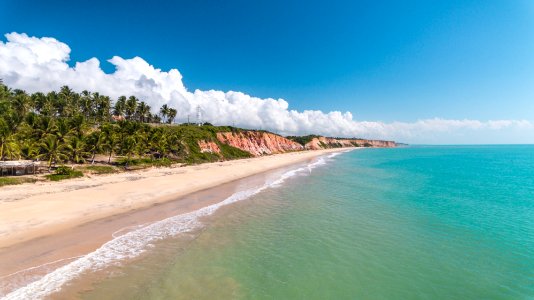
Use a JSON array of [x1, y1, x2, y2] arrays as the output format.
[[0, 148, 346, 281]]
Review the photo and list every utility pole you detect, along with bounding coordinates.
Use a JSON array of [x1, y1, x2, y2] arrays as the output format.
[[196, 106, 202, 126]]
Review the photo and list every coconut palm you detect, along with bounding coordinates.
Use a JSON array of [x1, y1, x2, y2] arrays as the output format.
[[159, 104, 169, 123], [136, 101, 150, 123], [0, 116, 20, 161], [38, 135, 68, 171], [65, 136, 89, 164], [58, 85, 77, 117], [125, 96, 138, 120], [102, 126, 119, 163], [80, 90, 93, 119], [86, 131, 104, 164], [96, 95, 112, 123], [167, 108, 177, 124], [12, 89, 31, 117], [121, 135, 138, 164], [20, 140, 40, 160], [114, 96, 127, 117], [54, 118, 74, 143]]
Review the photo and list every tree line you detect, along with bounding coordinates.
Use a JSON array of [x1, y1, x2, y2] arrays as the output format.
[[0, 82, 184, 168]]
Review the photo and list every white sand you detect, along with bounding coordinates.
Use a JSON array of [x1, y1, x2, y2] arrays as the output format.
[[0, 149, 345, 249]]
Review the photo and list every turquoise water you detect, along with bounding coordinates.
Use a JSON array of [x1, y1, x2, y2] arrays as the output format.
[[76, 146, 533, 299]]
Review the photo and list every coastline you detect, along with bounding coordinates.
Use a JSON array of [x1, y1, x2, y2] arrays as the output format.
[[0, 148, 349, 293]]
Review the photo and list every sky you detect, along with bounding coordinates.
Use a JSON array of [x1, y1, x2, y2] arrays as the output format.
[[1, 0, 533, 144]]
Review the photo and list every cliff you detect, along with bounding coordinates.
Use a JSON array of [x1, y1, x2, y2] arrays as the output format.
[[214, 130, 396, 156], [197, 140, 221, 154], [216, 131, 304, 156], [304, 136, 396, 150]]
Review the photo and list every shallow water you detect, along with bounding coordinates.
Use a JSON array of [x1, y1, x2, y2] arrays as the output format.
[[7, 146, 534, 299]]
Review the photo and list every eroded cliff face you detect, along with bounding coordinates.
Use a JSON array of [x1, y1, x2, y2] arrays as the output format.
[[215, 130, 395, 157], [216, 131, 303, 156], [353, 139, 396, 148], [197, 140, 221, 154], [305, 137, 396, 150]]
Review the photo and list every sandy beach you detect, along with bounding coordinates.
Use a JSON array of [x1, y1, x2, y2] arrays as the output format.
[[0, 148, 345, 287]]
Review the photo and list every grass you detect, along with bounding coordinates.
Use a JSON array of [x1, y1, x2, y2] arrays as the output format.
[[115, 157, 178, 169], [286, 135, 321, 146], [83, 165, 119, 174], [46, 165, 84, 181], [0, 177, 38, 187], [46, 172, 83, 181]]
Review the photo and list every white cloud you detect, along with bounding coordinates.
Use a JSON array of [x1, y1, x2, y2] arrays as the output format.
[[1, 32, 533, 144]]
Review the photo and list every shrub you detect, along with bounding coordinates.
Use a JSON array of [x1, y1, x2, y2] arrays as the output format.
[[0, 177, 38, 187], [46, 165, 84, 181], [84, 165, 118, 174]]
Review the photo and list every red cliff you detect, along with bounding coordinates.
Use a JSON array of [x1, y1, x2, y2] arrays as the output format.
[[197, 140, 221, 154], [216, 131, 304, 156]]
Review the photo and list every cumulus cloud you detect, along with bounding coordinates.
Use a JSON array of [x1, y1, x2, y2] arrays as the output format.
[[1, 32, 532, 144]]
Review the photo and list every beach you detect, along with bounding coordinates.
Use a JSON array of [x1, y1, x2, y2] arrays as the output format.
[[0, 148, 346, 296]]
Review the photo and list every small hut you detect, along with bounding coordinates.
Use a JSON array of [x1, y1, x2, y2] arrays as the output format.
[[0, 161, 43, 176]]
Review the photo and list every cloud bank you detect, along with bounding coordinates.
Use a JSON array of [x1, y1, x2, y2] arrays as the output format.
[[1, 32, 532, 144]]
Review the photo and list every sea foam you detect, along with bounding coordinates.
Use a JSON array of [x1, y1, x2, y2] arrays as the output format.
[[2, 153, 341, 300]]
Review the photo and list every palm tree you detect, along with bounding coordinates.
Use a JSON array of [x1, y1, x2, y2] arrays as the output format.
[[125, 96, 138, 120], [32, 92, 47, 115], [45, 91, 58, 117], [12, 89, 31, 117], [59, 86, 76, 117], [69, 115, 88, 138], [136, 101, 150, 123], [66, 136, 89, 164], [159, 104, 169, 123], [121, 135, 138, 164], [80, 90, 93, 119], [102, 126, 119, 163], [86, 131, 104, 164], [36, 116, 56, 140], [0, 116, 20, 161], [20, 140, 39, 160], [167, 108, 177, 124], [114, 96, 127, 117], [97, 96, 111, 123], [38, 135, 68, 171], [54, 118, 74, 143], [151, 113, 161, 124], [149, 128, 170, 159]]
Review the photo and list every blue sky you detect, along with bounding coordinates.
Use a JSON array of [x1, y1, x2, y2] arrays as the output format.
[[1, 0, 533, 143]]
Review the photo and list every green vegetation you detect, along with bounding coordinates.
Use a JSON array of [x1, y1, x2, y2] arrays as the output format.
[[286, 135, 321, 146], [0, 82, 251, 173], [0, 177, 38, 187], [83, 165, 119, 174], [46, 165, 84, 181]]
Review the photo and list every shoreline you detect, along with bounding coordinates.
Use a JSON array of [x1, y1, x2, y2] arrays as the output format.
[[0, 148, 350, 286]]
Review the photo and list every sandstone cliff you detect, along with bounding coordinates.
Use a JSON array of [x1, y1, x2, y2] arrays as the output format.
[[211, 130, 395, 157], [197, 140, 221, 154], [216, 131, 304, 156], [304, 136, 396, 150]]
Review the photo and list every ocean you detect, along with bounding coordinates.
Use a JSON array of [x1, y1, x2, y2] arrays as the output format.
[[5, 146, 534, 299]]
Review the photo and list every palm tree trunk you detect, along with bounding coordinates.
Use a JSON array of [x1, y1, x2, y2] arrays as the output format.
[[108, 150, 113, 164]]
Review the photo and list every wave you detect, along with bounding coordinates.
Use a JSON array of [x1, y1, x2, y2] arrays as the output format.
[[2, 152, 343, 300]]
